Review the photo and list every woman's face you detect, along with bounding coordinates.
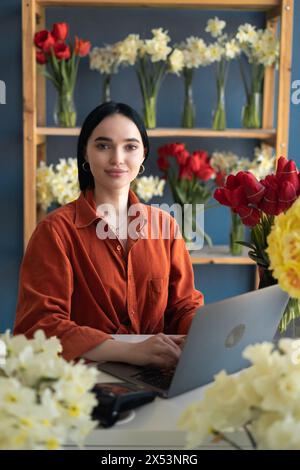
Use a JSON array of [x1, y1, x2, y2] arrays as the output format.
[[85, 113, 145, 192]]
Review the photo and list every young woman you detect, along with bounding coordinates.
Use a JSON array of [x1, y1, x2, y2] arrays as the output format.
[[14, 102, 203, 368]]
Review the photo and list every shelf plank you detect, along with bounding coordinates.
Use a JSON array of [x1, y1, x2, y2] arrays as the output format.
[[36, 127, 276, 139], [37, 0, 280, 10], [190, 245, 255, 265]]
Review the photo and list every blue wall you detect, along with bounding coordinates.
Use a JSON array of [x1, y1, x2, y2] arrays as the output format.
[[0, 1, 299, 332]]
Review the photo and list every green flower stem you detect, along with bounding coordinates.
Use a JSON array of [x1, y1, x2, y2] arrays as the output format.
[[181, 68, 195, 128], [102, 74, 111, 102], [230, 210, 245, 256], [242, 62, 264, 129]]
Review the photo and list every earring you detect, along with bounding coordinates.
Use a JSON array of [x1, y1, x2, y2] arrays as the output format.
[[138, 164, 145, 175], [82, 161, 90, 172]]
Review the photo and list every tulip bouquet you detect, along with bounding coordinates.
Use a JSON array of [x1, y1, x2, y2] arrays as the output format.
[[158, 143, 216, 247], [214, 156, 300, 331], [210, 146, 275, 255], [34, 22, 91, 127]]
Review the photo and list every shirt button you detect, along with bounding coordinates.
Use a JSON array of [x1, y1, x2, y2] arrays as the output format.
[[116, 245, 122, 251]]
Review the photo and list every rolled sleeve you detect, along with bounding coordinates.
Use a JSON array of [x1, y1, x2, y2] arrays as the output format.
[[14, 220, 112, 361]]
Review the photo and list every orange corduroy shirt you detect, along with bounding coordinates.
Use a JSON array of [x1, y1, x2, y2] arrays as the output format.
[[14, 188, 204, 361]]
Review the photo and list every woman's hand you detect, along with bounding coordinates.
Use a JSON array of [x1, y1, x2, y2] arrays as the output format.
[[127, 333, 184, 368]]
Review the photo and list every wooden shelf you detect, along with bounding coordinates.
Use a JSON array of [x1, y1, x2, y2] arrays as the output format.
[[23, 0, 294, 249], [36, 0, 280, 10], [36, 127, 276, 139], [190, 245, 255, 265]]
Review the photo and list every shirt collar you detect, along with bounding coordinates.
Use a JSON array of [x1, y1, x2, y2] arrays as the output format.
[[75, 188, 148, 231]]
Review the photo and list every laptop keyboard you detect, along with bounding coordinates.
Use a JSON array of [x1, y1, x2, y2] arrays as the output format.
[[132, 367, 175, 390]]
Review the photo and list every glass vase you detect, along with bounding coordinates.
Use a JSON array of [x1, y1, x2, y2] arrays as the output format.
[[102, 74, 111, 103], [212, 81, 226, 131], [53, 89, 76, 128], [142, 92, 157, 129], [181, 68, 195, 128], [229, 210, 244, 256], [182, 203, 212, 250], [258, 267, 300, 338], [242, 91, 262, 129]]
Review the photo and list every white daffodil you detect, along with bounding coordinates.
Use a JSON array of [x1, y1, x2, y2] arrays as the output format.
[[168, 48, 184, 75], [134, 176, 166, 202], [179, 340, 300, 450], [205, 17, 226, 38], [0, 331, 98, 450], [116, 34, 142, 66]]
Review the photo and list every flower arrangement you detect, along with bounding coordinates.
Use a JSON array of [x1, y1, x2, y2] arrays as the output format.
[[130, 175, 166, 203], [0, 330, 98, 450], [236, 24, 279, 128], [205, 17, 240, 130], [117, 29, 183, 128], [176, 36, 211, 127], [89, 43, 121, 103], [157, 143, 216, 246], [267, 197, 300, 301], [37, 158, 80, 210], [210, 146, 275, 255], [34, 22, 91, 127], [178, 339, 300, 450], [214, 156, 300, 331]]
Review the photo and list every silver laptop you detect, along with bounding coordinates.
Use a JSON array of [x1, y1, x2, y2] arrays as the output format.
[[98, 285, 289, 398]]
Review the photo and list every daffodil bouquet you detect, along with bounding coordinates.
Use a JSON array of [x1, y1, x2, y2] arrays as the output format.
[[0, 330, 98, 450], [179, 339, 300, 450], [205, 17, 240, 130], [37, 158, 80, 211], [117, 29, 183, 128], [236, 24, 279, 128]]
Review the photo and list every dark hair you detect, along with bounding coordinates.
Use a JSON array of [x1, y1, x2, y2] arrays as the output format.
[[77, 101, 150, 190]]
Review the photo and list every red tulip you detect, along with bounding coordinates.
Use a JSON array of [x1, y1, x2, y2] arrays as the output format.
[[235, 206, 261, 227], [214, 187, 231, 206], [74, 36, 91, 57], [276, 158, 299, 193], [176, 149, 189, 167], [52, 22, 68, 42], [258, 186, 280, 215], [157, 155, 169, 171], [53, 42, 71, 60], [242, 172, 265, 204], [278, 180, 298, 212], [36, 50, 47, 64], [158, 143, 186, 159], [215, 171, 226, 187], [34, 30, 55, 52], [179, 162, 193, 181], [189, 151, 215, 181], [214, 173, 247, 208]]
